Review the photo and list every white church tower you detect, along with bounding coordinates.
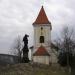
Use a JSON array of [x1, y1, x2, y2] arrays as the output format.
[[32, 6, 53, 65]]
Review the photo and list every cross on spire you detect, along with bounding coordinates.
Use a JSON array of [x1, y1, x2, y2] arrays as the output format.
[[41, 0, 45, 6]]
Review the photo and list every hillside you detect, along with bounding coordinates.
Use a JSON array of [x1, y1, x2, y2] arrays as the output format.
[[0, 63, 68, 75]]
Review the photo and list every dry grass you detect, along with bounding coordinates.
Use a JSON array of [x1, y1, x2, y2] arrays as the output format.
[[0, 63, 68, 75]]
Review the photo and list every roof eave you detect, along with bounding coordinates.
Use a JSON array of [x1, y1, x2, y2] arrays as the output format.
[[33, 54, 50, 56]]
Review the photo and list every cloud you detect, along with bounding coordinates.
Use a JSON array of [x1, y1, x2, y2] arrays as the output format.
[[44, 0, 75, 39], [0, 0, 75, 53]]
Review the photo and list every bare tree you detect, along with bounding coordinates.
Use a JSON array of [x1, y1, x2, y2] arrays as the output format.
[[54, 26, 75, 73], [10, 36, 23, 62]]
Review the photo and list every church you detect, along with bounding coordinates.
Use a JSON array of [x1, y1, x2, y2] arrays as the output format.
[[31, 6, 57, 65]]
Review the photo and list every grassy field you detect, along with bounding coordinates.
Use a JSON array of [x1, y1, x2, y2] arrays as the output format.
[[0, 63, 68, 75]]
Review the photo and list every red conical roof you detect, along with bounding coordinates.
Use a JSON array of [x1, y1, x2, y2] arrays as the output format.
[[33, 6, 51, 25], [33, 46, 50, 56]]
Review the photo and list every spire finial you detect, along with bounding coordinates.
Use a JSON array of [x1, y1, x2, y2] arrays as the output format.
[[42, 5, 43, 8]]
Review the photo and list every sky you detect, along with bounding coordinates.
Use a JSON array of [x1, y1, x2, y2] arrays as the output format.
[[0, 0, 75, 54]]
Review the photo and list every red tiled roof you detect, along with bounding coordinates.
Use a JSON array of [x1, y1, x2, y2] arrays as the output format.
[[33, 46, 50, 56], [33, 6, 51, 25]]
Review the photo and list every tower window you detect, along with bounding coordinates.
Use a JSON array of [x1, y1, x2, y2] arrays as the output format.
[[40, 36, 44, 43]]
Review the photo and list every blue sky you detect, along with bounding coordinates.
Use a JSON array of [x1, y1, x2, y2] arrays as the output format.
[[0, 0, 75, 53]]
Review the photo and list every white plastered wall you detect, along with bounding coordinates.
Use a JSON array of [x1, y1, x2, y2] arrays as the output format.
[[33, 56, 50, 65], [33, 24, 51, 53], [32, 24, 58, 64]]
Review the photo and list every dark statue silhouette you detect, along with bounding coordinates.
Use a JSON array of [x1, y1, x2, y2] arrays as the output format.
[[22, 34, 29, 63]]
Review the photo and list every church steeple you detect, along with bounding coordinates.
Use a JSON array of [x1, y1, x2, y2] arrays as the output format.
[[33, 6, 51, 25], [32, 6, 57, 65]]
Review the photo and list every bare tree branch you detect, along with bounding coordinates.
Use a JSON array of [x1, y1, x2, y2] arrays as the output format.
[[10, 35, 23, 62]]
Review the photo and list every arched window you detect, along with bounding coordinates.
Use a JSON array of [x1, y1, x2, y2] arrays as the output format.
[[40, 36, 44, 43]]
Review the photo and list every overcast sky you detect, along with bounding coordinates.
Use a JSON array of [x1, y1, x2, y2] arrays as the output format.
[[0, 0, 75, 53]]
